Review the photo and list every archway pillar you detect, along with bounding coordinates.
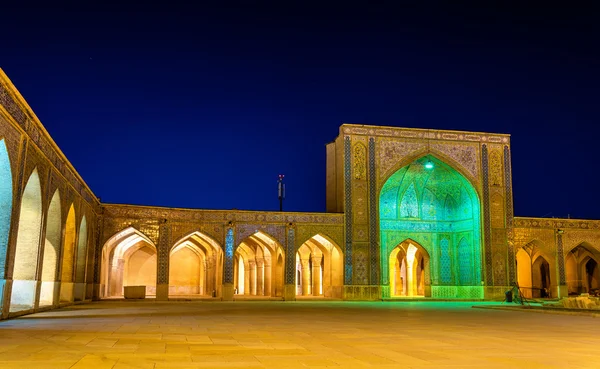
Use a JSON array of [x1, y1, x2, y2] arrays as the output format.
[[249, 261, 256, 295], [1, 279, 10, 319], [256, 258, 264, 296], [244, 264, 251, 295], [301, 259, 310, 296], [311, 256, 321, 296], [156, 224, 170, 301], [264, 262, 272, 296], [556, 233, 568, 298]]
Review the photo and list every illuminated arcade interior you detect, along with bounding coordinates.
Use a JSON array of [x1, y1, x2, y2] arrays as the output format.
[[295, 234, 343, 298]]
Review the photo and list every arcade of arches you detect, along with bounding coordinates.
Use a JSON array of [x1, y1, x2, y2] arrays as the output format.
[[4, 67, 600, 319]]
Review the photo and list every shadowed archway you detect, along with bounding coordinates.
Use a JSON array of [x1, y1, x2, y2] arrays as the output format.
[[566, 243, 600, 295]]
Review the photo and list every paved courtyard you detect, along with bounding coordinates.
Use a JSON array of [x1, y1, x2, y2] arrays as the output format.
[[0, 301, 598, 369]]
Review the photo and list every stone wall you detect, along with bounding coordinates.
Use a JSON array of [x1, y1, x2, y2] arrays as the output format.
[[0, 69, 100, 319]]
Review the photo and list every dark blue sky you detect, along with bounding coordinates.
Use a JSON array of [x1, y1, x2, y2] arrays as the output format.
[[2, 3, 599, 218]]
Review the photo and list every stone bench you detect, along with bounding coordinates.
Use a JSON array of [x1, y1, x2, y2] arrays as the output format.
[[124, 286, 146, 299]]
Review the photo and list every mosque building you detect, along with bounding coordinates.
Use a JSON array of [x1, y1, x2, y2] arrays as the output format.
[[1, 68, 599, 319]]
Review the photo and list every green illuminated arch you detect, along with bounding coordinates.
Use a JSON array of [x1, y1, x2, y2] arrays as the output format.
[[380, 155, 483, 299]]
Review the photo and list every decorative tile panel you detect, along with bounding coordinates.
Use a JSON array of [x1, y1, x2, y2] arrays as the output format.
[[504, 146, 516, 284], [285, 227, 295, 284], [440, 238, 452, 284], [224, 228, 234, 283], [368, 138, 378, 284], [344, 136, 353, 284], [481, 144, 493, 284], [430, 142, 478, 179], [557, 233, 566, 285], [157, 223, 170, 284]]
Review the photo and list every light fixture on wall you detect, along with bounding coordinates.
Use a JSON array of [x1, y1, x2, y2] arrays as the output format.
[[424, 130, 434, 169]]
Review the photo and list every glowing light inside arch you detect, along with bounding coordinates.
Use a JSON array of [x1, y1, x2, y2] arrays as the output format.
[[379, 155, 483, 299]]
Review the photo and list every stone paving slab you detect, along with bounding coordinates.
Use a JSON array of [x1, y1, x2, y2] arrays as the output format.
[[0, 301, 598, 368]]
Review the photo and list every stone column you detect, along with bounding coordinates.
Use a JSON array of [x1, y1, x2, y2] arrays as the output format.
[[395, 262, 402, 296], [244, 263, 250, 295], [301, 259, 311, 296], [264, 260, 272, 296], [249, 261, 256, 295], [312, 256, 321, 296], [556, 231, 568, 298], [109, 259, 124, 297], [206, 256, 215, 296], [233, 258, 238, 295], [256, 258, 264, 296], [407, 261, 414, 297]]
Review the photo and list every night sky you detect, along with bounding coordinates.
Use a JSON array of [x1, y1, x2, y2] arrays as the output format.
[[2, 3, 599, 218]]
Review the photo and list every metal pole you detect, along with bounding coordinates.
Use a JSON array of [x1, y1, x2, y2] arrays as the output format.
[[278, 174, 285, 211]]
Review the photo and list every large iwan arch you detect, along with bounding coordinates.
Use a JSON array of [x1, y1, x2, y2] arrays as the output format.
[[379, 155, 483, 299]]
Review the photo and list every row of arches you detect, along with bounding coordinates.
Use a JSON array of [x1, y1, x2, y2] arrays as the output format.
[[100, 227, 600, 302], [100, 227, 345, 299], [0, 141, 91, 314], [517, 241, 600, 298]]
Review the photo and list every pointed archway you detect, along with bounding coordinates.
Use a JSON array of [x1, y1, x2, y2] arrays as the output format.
[[389, 239, 430, 297], [73, 216, 88, 301], [515, 240, 547, 299], [39, 189, 61, 306], [379, 154, 482, 299], [234, 231, 284, 297], [532, 255, 552, 298], [100, 227, 157, 298], [516, 248, 533, 298], [59, 204, 76, 302], [566, 243, 600, 295], [295, 234, 343, 298], [169, 231, 223, 297], [10, 168, 43, 312]]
